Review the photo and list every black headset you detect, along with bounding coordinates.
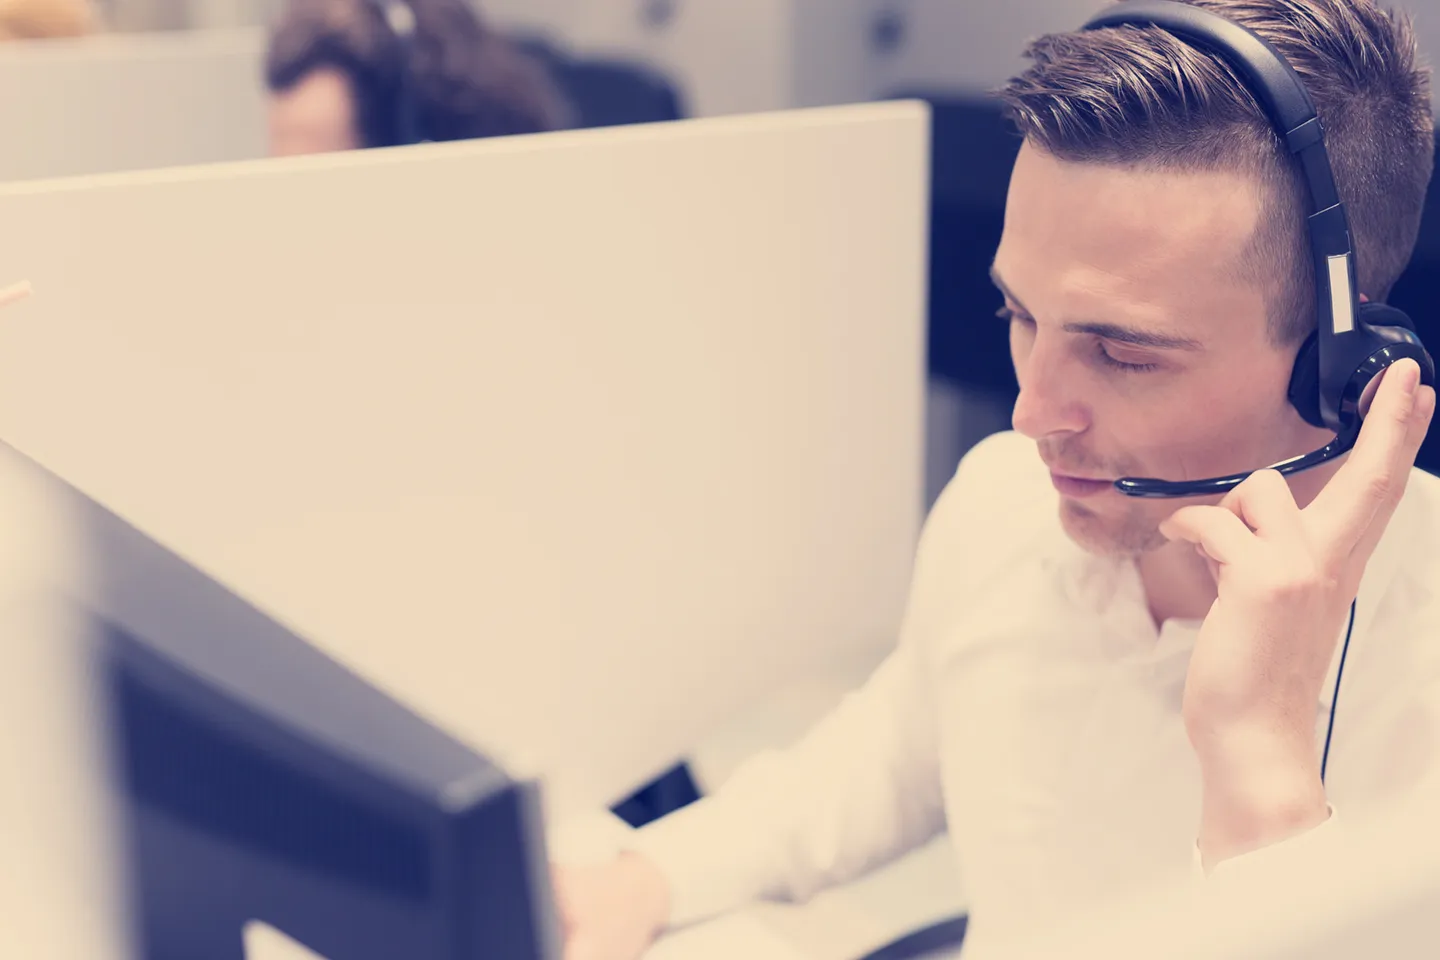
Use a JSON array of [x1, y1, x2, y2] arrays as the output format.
[[1074, 0, 1436, 499], [366, 0, 423, 147], [1078, 1, 1393, 787]]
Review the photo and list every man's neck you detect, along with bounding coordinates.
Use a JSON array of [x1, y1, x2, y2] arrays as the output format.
[[1137, 539, 1218, 630]]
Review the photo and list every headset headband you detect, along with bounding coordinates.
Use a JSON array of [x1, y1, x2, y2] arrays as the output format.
[[1078, 1, 1434, 496]]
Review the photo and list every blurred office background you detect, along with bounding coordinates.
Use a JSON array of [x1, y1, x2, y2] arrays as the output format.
[[16, 0, 1430, 495]]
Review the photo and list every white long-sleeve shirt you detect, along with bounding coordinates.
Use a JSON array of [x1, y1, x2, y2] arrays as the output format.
[[627, 430, 1440, 952]]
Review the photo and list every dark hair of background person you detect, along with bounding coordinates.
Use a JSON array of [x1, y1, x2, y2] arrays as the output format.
[[264, 0, 573, 149]]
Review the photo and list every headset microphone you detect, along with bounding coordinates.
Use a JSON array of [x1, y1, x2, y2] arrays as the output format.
[[1078, 1, 1435, 500], [1114, 429, 1360, 498]]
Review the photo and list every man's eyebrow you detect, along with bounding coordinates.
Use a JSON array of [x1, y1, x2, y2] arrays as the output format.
[[988, 263, 1203, 352], [988, 263, 1030, 315]]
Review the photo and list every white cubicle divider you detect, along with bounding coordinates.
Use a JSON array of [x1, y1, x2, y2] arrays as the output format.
[[0, 101, 928, 824], [0, 27, 267, 183]]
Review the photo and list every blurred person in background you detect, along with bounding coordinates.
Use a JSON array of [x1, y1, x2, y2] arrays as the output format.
[[0, 0, 99, 39], [264, 0, 571, 156]]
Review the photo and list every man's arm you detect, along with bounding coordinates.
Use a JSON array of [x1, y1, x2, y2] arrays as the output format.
[[1192, 726, 1332, 873], [624, 629, 945, 928], [1162, 361, 1437, 873], [622, 443, 996, 929]]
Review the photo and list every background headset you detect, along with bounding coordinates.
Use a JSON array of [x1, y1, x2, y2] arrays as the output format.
[[1072, 0, 1436, 499], [366, 0, 423, 147]]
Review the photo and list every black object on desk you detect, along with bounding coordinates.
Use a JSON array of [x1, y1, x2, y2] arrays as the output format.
[[855, 916, 969, 960], [12, 441, 562, 960], [611, 761, 703, 828]]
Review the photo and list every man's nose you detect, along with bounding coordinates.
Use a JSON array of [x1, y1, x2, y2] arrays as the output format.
[[1011, 341, 1088, 440]]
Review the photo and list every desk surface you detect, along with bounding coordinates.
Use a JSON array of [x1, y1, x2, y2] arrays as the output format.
[[645, 914, 809, 960], [244, 913, 807, 960]]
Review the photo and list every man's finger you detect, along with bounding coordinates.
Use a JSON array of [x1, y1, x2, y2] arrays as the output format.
[[1309, 359, 1426, 549], [1159, 504, 1256, 565], [1220, 468, 1304, 543], [1347, 382, 1435, 563]]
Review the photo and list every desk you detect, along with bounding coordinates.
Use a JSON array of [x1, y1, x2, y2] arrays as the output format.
[[645, 914, 810, 960], [245, 913, 808, 960]]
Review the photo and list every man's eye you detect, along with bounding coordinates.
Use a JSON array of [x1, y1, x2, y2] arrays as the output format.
[[996, 305, 1032, 325], [1096, 344, 1160, 374]]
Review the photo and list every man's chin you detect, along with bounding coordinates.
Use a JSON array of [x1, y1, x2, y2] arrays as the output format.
[[1058, 498, 1163, 557]]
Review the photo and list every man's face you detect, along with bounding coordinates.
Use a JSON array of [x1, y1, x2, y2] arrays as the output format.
[[993, 142, 1335, 556], [268, 67, 363, 158]]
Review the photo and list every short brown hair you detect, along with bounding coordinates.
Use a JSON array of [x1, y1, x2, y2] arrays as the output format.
[[265, 0, 572, 148], [997, 0, 1435, 346]]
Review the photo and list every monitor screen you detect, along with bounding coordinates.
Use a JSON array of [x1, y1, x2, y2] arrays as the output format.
[[2, 440, 562, 960]]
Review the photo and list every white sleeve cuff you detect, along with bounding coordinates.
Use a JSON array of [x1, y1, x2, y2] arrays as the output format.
[[1193, 804, 1338, 880], [620, 796, 762, 931]]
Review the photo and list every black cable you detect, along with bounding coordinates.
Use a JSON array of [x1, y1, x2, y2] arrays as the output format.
[[1321, 598, 1358, 784]]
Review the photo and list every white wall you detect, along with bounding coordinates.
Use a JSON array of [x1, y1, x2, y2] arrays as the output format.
[[564, 0, 797, 115], [869, 0, 1094, 97], [477, 0, 588, 39], [0, 28, 266, 182], [501, 0, 876, 117]]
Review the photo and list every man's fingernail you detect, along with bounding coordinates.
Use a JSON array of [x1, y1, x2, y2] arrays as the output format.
[[1395, 361, 1422, 411]]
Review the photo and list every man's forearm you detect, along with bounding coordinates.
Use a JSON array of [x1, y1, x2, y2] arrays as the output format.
[[1194, 725, 1331, 871]]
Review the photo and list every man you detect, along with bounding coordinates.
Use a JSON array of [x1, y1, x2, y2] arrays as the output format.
[[264, 0, 570, 156], [555, 1, 1440, 956]]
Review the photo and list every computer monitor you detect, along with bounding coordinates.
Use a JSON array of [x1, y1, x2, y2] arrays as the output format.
[[0, 439, 562, 960]]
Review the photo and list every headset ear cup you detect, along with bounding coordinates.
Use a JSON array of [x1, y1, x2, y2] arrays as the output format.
[[1289, 329, 1326, 428], [1357, 301, 1421, 335], [1354, 300, 1436, 393]]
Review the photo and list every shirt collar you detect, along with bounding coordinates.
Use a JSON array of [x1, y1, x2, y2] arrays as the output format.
[[1035, 466, 1424, 705]]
